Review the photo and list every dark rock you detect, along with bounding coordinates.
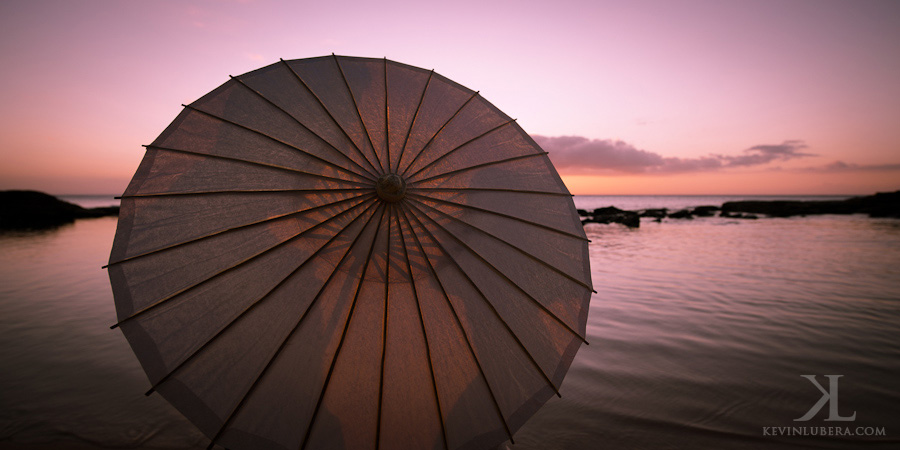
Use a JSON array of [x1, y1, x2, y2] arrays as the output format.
[[692, 205, 719, 217], [640, 208, 668, 219], [0, 190, 119, 230], [722, 191, 900, 218], [669, 209, 693, 219], [584, 206, 640, 228], [721, 211, 758, 219], [592, 206, 627, 216]]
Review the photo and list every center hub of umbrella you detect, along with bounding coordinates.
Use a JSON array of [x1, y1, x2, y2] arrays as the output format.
[[375, 173, 407, 203]]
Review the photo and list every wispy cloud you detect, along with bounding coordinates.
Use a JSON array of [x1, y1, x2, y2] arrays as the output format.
[[534, 135, 819, 175], [807, 161, 900, 172]]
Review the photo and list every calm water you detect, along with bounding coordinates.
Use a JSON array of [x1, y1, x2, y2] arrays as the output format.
[[1, 196, 899, 449]]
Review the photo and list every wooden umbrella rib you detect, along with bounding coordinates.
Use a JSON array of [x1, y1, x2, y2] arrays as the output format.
[[407, 193, 588, 242], [396, 208, 450, 450], [394, 69, 434, 174], [410, 187, 572, 197], [403, 119, 516, 182], [229, 75, 378, 181], [397, 204, 515, 444], [332, 54, 385, 174], [204, 203, 385, 450], [409, 152, 548, 186], [403, 203, 564, 397], [181, 104, 373, 183], [118, 188, 369, 200], [109, 197, 377, 330], [398, 90, 480, 178], [279, 58, 382, 176], [144, 199, 381, 396], [300, 205, 388, 450], [142, 144, 373, 187], [105, 192, 373, 268], [405, 201, 589, 344], [408, 198, 595, 293], [383, 58, 390, 177], [375, 205, 392, 450]]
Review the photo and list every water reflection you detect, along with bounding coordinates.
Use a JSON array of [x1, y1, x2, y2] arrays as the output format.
[[1, 213, 899, 449]]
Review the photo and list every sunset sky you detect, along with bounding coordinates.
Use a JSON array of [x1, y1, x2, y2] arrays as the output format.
[[1, 0, 898, 195]]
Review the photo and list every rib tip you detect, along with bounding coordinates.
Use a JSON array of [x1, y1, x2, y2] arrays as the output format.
[[114, 196, 122, 200], [181, 104, 188, 107], [141, 144, 149, 148], [228, 75, 235, 79], [101, 264, 109, 269], [206, 442, 216, 450], [592, 289, 598, 294], [109, 323, 119, 330], [584, 339, 590, 345], [144, 388, 154, 396], [556, 392, 563, 398], [279, 57, 285, 61]]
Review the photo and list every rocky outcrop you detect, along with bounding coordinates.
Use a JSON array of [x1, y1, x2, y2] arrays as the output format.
[[0, 190, 119, 230], [581, 206, 640, 228], [639, 208, 667, 219], [668, 209, 693, 219], [721, 191, 900, 218], [692, 205, 720, 217]]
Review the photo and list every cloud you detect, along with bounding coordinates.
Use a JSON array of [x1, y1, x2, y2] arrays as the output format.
[[809, 161, 900, 172], [533, 135, 818, 175]]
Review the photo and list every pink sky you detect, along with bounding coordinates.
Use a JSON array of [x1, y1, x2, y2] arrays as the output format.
[[1, 0, 898, 195]]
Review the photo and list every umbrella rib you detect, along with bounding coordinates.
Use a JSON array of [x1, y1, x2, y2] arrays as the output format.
[[404, 203, 566, 397], [117, 188, 369, 199], [142, 144, 372, 188], [411, 187, 572, 197], [409, 152, 548, 185], [383, 58, 390, 176], [398, 90, 480, 178], [405, 201, 589, 343], [279, 58, 383, 176], [204, 203, 384, 450], [408, 198, 596, 293], [403, 119, 516, 182], [397, 204, 515, 444], [394, 69, 434, 174], [181, 104, 374, 183], [143, 199, 381, 396], [105, 192, 372, 268], [109, 196, 377, 330], [332, 54, 386, 174], [375, 204, 392, 450], [229, 75, 378, 181], [396, 208, 450, 450], [300, 205, 388, 450], [407, 192, 588, 242]]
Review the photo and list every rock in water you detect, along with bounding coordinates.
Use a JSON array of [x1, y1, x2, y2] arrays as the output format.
[[0, 190, 118, 230]]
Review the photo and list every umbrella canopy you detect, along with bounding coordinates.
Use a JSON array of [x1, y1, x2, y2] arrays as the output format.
[[107, 55, 593, 450]]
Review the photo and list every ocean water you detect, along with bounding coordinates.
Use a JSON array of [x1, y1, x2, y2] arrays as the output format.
[[1, 196, 899, 449]]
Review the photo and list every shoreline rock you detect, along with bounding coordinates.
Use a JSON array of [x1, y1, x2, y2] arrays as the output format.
[[721, 191, 900, 218], [581, 206, 640, 228], [0, 190, 119, 230], [580, 190, 899, 227]]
